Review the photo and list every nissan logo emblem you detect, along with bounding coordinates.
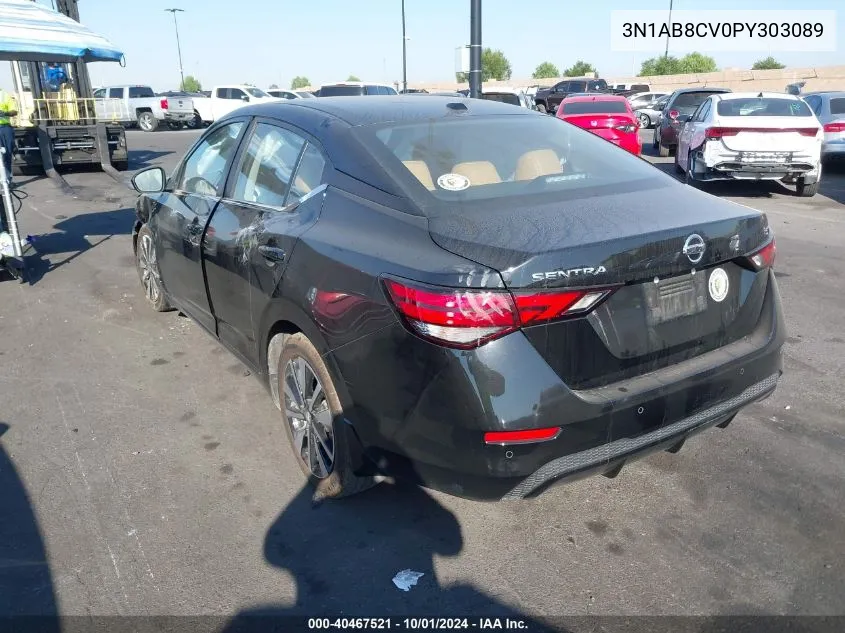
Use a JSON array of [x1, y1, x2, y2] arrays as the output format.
[[682, 234, 706, 264]]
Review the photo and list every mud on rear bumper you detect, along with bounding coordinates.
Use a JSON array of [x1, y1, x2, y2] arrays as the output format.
[[502, 372, 779, 500]]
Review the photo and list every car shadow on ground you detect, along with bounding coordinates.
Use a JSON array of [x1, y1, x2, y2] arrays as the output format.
[[19, 207, 134, 286], [219, 466, 563, 632], [0, 423, 59, 629], [128, 149, 174, 171]]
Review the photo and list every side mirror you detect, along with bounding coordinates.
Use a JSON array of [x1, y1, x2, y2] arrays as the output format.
[[132, 166, 166, 193], [241, 95, 250, 102]]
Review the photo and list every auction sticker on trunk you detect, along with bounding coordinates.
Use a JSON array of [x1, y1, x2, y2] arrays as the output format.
[[709, 267, 729, 302], [437, 173, 471, 191]]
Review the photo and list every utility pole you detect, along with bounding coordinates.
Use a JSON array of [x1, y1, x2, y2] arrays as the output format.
[[401, 0, 407, 93], [469, 0, 481, 98], [165, 8, 186, 89], [664, 0, 673, 59]]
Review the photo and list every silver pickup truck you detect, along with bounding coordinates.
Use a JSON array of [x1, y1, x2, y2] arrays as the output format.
[[93, 85, 194, 132]]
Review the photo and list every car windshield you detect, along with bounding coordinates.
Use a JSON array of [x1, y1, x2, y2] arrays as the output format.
[[356, 114, 662, 206], [672, 91, 725, 111], [320, 85, 365, 96], [716, 97, 812, 117], [562, 101, 628, 114], [246, 87, 270, 98], [481, 93, 521, 106], [830, 98, 845, 115]]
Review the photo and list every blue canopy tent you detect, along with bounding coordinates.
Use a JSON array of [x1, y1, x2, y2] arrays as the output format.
[[0, 0, 123, 63]]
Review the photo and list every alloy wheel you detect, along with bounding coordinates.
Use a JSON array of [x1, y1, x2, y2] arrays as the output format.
[[283, 356, 335, 479], [138, 234, 161, 303]]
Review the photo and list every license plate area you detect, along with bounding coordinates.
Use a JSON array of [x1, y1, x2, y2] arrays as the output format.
[[643, 273, 708, 326], [738, 151, 791, 164]]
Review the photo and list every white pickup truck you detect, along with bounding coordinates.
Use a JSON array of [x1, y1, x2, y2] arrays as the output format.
[[190, 85, 280, 126], [93, 85, 195, 132]]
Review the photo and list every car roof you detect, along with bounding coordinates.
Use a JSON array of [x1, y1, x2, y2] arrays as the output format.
[[321, 81, 394, 88], [562, 94, 628, 103], [671, 87, 731, 95], [716, 91, 802, 100], [803, 91, 845, 98], [482, 87, 522, 94]]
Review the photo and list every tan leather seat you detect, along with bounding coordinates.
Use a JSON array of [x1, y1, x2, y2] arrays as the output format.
[[403, 160, 435, 190], [515, 149, 563, 181], [452, 161, 501, 185]]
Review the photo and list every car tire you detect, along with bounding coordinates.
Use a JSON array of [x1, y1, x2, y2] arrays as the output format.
[[652, 129, 659, 150], [536, 102, 547, 114], [186, 112, 203, 129], [278, 333, 376, 500], [674, 148, 684, 174], [685, 151, 701, 188], [658, 142, 671, 158], [135, 224, 171, 312], [167, 122, 183, 131], [796, 177, 820, 197], [137, 111, 158, 132], [638, 112, 650, 129]]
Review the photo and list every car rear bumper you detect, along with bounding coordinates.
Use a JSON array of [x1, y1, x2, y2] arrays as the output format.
[[163, 112, 195, 122], [700, 143, 821, 181], [336, 270, 785, 500], [821, 139, 845, 157]]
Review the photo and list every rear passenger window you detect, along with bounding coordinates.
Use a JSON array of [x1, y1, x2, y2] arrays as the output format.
[[288, 144, 327, 204], [233, 123, 305, 208], [216, 88, 228, 99], [108, 88, 123, 99]]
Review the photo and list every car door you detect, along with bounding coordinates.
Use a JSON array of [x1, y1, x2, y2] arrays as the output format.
[[202, 119, 327, 364], [152, 119, 248, 332], [548, 82, 570, 110]]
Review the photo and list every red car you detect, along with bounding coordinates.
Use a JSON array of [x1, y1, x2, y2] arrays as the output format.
[[556, 95, 642, 155]]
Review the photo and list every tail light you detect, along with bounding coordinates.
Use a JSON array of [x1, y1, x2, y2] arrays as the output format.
[[668, 109, 679, 119], [823, 122, 845, 133], [383, 278, 613, 349], [706, 127, 819, 139], [615, 123, 637, 133], [160, 98, 169, 110], [740, 239, 776, 271]]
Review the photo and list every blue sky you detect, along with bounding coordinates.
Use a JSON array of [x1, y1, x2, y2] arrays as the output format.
[[8, 0, 845, 90]]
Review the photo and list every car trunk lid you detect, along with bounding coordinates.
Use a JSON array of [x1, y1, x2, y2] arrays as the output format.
[[711, 116, 820, 153]]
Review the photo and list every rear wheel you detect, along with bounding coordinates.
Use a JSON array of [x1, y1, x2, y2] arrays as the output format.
[[135, 224, 171, 312], [658, 142, 671, 158], [278, 333, 376, 500], [652, 128, 659, 150], [685, 151, 702, 188], [536, 102, 547, 114], [674, 148, 684, 174], [796, 177, 820, 197], [638, 112, 650, 129], [137, 111, 158, 132], [167, 121, 183, 131], [185, 112, 203, 129]]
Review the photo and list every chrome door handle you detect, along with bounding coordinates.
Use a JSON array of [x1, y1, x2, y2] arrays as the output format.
[[258, 245, 286, 263]]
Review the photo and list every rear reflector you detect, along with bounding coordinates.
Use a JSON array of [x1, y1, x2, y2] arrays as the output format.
[[824, 122, 845, 133], [706, 127, 819, 139], [484, 427, 561, 445], [384, 279, 614, 349]]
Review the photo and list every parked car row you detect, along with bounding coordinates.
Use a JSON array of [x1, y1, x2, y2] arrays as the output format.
[[128, 95, 785, 500]]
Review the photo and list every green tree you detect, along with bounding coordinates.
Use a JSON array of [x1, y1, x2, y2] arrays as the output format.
[[481, 48, 512, 81], [347, 74, 361, 82], [180, 75, 202, 92], [639, 52, 717, 76], [563, 60, 597, 77], [752, 56, 785, 70], [678, 52, 717, 73], [290, 76, 310, 89], [532, 62, 560, 79]]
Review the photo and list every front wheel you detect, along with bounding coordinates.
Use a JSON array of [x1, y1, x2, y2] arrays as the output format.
[[638, 112, 651, 129], [135, 224, 171, 312], [279, 333, 376, 500], [535, 102, 547, 114], [796, 177, 820, 197], [137, 111, 158, 132], [185, 112, 203, 129]]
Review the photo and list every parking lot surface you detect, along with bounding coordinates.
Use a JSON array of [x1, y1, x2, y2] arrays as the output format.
[[1, 128, 843, 621]]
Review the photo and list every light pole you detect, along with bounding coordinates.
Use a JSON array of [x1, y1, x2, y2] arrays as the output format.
[[664, 0, 673, 59], [165, 8, 185, 89], [469, 0, 481, 99], [401, 0, 407, 93]]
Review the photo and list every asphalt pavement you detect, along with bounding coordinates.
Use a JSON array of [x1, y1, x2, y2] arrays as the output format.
[[0, 128, 843, 624]]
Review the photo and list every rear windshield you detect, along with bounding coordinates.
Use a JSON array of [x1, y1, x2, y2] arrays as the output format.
[[320, 85, 365, 97], [830, 98, 845, 115], [716, 97, 811, 117], [672, 91, 724, 110], [129, 86, 155, 99], [355, 114, 661, 205], [482, 93, 521, 106], [562, 101, 628, 114]]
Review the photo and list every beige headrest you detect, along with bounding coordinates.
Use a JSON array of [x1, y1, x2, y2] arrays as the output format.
[[403, 160, 435, 190], [452, 161, 501, 186], [515, 149, 563, 181]]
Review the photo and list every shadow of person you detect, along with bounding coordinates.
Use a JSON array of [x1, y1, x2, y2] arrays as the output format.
[[0, 423, 59, 630], [220, 480, 563, 632]]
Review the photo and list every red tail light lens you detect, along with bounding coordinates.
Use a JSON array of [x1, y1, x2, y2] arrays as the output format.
[[160, 98, 169, 110], [484, 427, 561, 445], [384, 279, 613, 349], [668, 109, 679, 119], [705, 127, 740, 139], [746, 239, 776, 270], [824, 122, 845, 133], [615, 123, 637, 133]]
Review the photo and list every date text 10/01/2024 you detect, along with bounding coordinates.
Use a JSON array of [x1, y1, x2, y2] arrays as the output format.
[[307, 618, 529, 630]]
